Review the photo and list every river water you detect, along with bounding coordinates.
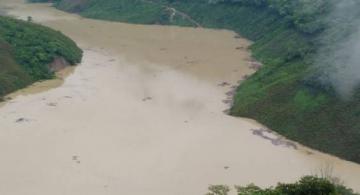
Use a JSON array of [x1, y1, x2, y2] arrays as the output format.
[[0, 0, 359, 194]]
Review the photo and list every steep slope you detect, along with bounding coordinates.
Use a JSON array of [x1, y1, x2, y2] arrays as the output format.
[[0, 16, 82, 98], [37, 0, 360, 163], [0, 38, 32, 98]]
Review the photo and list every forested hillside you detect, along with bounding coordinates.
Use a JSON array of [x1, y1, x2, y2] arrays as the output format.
[[206, 176, 358, 195], [0, 16, 82, 98], [37, 0, 360, 163]]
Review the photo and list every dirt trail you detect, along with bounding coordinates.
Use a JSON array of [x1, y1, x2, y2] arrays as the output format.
[[142, 0, 203, 27], [165, 6, 202, 27]]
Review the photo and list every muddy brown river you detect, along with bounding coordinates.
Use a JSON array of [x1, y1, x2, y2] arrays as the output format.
[[0, 1, 359, 194]]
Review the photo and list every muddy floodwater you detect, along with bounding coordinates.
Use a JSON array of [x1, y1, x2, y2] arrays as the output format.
[[0, 0, 359, 194]]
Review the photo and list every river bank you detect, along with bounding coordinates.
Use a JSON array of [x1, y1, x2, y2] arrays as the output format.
[[0, 13, 81, 100], [0, 66, 75, 107], [49, 0, 360, 164], [0, 0, 359, 194]]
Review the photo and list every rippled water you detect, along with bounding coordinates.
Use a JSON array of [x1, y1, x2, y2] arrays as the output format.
[[0, 0, 359, 194]]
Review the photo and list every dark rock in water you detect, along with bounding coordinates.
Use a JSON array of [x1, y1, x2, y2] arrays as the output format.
[[218, 82, 230, 87], [242, 74, 250, 80], [226, 90, 235, 96], [251, 128, 298, 149], [142, 97, 152, 102], [223, 109, 230, 114], [16, 118, 25, 123], [222, 99, 232, 104], [47, 102, 57, 107], [15, 118, 29, 123]]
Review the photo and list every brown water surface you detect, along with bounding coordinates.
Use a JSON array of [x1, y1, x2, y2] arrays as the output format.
[[0, 1, 359, 194]]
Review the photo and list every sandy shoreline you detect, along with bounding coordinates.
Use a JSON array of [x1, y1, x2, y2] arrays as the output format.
[[0, 0, 359, 194], [0, 66, 75, 108]]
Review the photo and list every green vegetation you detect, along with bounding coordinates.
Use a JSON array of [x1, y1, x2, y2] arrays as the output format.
[[0, 16, 82, 98], [36, 0, 360, 164], [0, 38, 31, 98], [206, 176, 358, 195], [52, 0, 173, 25]]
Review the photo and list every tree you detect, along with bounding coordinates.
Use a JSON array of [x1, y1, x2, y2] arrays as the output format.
[[27, 16, 33, 22]]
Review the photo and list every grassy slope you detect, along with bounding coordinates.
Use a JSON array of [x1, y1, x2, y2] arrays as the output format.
[[49, 0, 360, 163], [0, 16, 82, 98]]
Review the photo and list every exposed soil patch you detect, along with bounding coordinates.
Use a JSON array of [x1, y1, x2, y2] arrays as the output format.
[[48, 57, 70, 72]]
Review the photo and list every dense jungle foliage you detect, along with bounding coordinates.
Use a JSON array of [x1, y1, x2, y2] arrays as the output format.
[[206, 176, 358, 195], [0, 16, 82, 98], [31, 0, 360, 164]]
